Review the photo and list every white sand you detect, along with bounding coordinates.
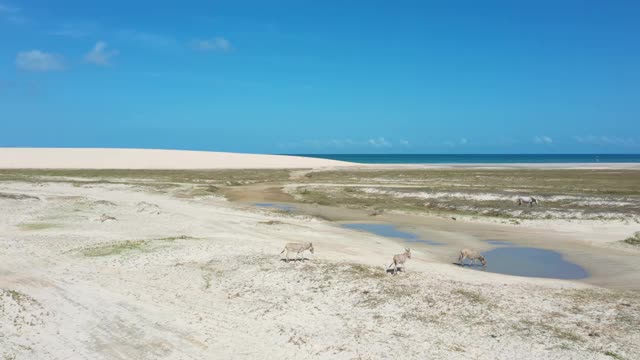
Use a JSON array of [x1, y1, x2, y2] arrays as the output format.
[[0, 148, 353, 169], [1, 181, 639, 359]]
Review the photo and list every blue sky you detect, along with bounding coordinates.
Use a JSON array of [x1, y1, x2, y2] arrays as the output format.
[[1, 0, 639, 154]]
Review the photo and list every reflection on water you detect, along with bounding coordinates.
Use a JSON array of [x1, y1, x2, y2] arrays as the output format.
[[471, 247, 589, 279], [342, 223, 444, 246], [485, 240, 514, 245], [254, 203, 296, 212]]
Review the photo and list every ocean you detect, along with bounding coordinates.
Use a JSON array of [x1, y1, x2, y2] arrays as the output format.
[[291, 154, 640, 164]]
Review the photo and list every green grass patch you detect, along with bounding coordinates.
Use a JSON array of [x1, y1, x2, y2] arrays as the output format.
[[605, 351, 625, 360], [18, 223, 59, 231], [452, 289, 486, 304], [156, 235, 194, 241], [79, 236, 195, 257], [345, 263, 387, 279], [81, 240, 149, 257], [622, 232, 640, 246]]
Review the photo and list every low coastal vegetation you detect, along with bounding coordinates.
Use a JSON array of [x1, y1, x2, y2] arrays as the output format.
[[80, 240, 150, 257], [289, 169, 640, 221], [622, 231, 640, 246], [18, 223, 59, 231], [3, 168, 640, 222], [78, 236, 195, 257], [0, 169, 290, 187]]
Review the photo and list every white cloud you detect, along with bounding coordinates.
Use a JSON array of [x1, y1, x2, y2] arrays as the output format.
[[84, 41, 119, 66], [16, 50, 65, 72], [533, 136, 553, 144], [400, 139, 410, 146], [367, 137, 392, 147], [191, 37, 232, 52], [574, 135, 638, 147]]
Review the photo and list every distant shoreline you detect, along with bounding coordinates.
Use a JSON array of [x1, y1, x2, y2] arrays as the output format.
[[351, 163, 640, 170], [1, 148, 639, 170], [290, 153, 640, 165]]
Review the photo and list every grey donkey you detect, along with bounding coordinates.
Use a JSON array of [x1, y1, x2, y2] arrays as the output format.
[[280, 242, 314, 261], [388, 248, 412, 274]]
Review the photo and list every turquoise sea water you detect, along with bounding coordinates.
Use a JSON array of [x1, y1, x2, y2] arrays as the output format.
[[291, 154, 640, 164]]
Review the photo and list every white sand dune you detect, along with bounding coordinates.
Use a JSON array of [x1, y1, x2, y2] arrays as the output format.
[[0, 148, 354, 169]]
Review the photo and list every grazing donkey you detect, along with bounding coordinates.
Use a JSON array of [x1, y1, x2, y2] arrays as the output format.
[[388, 248, 412, 274], [517, 196, 539, 207], [280, 242, 314, 261], [458, 248, 487, 266]]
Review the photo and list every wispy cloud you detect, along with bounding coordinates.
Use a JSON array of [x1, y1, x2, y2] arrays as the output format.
[[574, 135, 638, 147], [50, 23, 96, 38], [399, 139, 410, 146], [84, 41, 119, 66], [533, 136, 553, 144], [0, 3, 19, 13], [16, 50, 65, 72], [0, 2, 27, 24], [367, 137, 392, 148], [117, 29, 177, 48], [280, 137, 403, 150], [444, 137, 470, 147], [191, 37, 232, 52]]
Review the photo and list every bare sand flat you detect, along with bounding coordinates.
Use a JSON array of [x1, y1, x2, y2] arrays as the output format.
[[0, 148, 354, 169], [1, 176, 639, 359]]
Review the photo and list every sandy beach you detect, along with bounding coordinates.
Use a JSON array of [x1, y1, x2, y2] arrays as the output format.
[[1, 149, 639, 359]]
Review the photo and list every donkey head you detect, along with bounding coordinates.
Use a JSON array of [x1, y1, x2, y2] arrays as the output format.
[[309, 243, 315, 254], [479, 255, 487, 266], [405, 248, 412, 259]]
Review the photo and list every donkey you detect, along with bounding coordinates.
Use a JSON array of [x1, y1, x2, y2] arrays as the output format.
[[280, 242, 314, 261], [458, 248, 487, 266], [517, 196, 539, 207], [388, 248, 412, 275]]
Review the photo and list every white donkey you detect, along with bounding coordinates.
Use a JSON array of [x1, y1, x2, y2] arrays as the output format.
[[280, 242, 314, 261], [517, 196, 539, 207], [388, 248, 412, 275]]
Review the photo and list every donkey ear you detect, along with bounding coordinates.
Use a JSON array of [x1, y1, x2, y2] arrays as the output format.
[[405, 248, 410, 252]]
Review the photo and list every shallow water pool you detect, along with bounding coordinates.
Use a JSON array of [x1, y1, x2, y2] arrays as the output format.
[[342, 223, 444, 246], [468, 247, 589, 279]]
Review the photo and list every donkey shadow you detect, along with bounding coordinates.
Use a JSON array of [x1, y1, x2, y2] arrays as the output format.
[[452, 262, 487, 271], [280, 258, 311, 263], [386, 267, 405, 275]]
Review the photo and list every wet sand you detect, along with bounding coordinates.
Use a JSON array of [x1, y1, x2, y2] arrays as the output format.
[[240, 200, 640, 290]]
